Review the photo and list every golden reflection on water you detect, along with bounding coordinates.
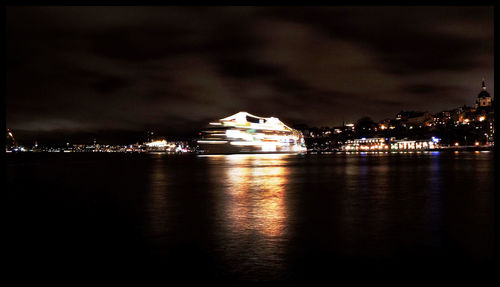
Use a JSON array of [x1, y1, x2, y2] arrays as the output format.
[[148, 157, 170, 238], [221, 154, 290, 239], [203, 154, 293, 278]]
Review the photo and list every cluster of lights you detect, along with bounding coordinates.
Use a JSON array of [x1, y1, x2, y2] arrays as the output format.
[[146, 140, 169, 148], [344, 137, 390, 151], [198, 112, 307, 153], [145, 140, 190, 152], [391, 139, 438, 150], [343, 137, 441, 151], [345, 144, 389, 151]]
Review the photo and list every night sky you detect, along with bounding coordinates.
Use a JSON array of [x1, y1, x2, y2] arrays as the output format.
[[6, 6, 494, 144]]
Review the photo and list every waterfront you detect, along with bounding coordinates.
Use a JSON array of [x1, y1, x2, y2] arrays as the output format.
[[5, 151, 494, 279]]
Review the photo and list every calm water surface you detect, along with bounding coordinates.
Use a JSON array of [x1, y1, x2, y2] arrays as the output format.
[[6, 151, 494, 279]]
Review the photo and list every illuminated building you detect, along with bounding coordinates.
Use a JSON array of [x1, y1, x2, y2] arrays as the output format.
[[342, 137, 441, 151], [390, 137, 440, 150], [342, 137, 390, 151], [406, 111, 432, 126], [197, 112, 307, 154], [432, 111, 452, 126], [476, 78, 492, 108], [395, 111, 433, 129], [344, 123, 355, 130]]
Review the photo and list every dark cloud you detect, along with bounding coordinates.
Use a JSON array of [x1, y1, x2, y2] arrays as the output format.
[[6, 6, 494, 144], [216, 58, 283, 79], [404, 84, 439, 95], [261, 7, 493, 74]]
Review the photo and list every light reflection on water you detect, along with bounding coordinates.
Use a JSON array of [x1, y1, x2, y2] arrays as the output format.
[[5, 151, 494, 280], [148, 157, 170, 240], [222, 154, 289, 238], [210, 154, 292, 279], [141, 152, 493, 279]]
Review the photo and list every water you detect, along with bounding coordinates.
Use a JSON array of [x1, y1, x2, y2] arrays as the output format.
[[5, 151, 495, 280]]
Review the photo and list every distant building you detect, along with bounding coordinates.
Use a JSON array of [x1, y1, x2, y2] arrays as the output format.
[[341, 137, 441, 151], [476, 78, 492, 108], [433, 111, 452, 126], [378, 118, 392, 130], [395, 110, 433, 128], [458, 106, 477, 124], [406, 111, 432, 126], [342, 137, 390, 151], [390, 138, 440, 150]]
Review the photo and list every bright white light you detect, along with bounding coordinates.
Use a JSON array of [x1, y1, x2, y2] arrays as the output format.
[[198, 140, 228, 144], [230, 141, 262, 146], [200, 112, 306, 152], [262, 141, 277, 152], [146, 140, 167, 147], [226, 129, 241, 138]]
